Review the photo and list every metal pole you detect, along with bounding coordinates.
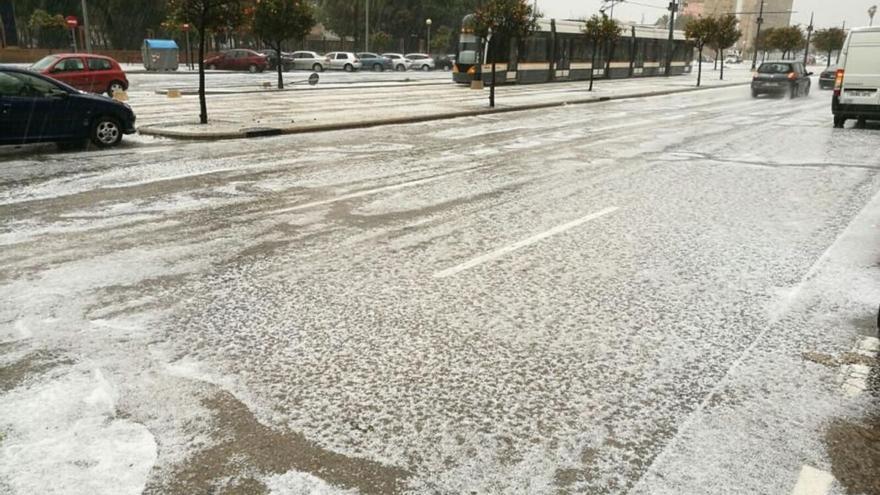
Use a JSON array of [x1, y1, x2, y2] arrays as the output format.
[[71, 27, 78, 52], [185, 30, 192, 69], [665, 0, 676, 76], [365, 0, 369, 52], [427, 22, 431, 53], [750, 0, 764, 70], [81, 0, 91, 52], [803, 12, 813, 66], [870, 6, 877, 26]]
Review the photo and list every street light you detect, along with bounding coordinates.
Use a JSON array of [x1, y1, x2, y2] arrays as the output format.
[[426, 19, 432, 54]]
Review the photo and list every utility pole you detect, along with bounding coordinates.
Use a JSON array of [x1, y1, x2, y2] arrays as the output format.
[[870, 5, 877, 26], [365, 0, 369, 52], [803, 12, 813, 66], [750, 0, 764, 70], [81, 0, 91, 52], [665, 0, 676, 77]]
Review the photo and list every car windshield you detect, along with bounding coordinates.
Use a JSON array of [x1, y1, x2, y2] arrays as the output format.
[[30, 55, 59, 71], [758, 63, 792, 74]]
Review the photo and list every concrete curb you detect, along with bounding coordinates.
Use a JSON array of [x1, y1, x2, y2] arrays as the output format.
[[138, 81, 750, 141], [154, 79, 447, 95]]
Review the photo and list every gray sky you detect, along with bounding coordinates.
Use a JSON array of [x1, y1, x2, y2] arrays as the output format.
[[537, 0, 878, 29]]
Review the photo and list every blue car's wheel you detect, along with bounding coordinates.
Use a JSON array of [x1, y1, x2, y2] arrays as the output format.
[[91, 116, 123, 148]]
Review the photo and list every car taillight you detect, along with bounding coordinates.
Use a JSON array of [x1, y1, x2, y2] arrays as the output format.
[[787, 72, 796, 80], [834, 69, 845, 96], [354, 59, 360, 63]]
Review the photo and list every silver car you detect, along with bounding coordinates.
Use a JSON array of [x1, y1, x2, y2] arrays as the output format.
[[325, 52, 363, 72], [405, 53, 436, 71], [382, 53, 412, 72], [290, 51, 330, 72]]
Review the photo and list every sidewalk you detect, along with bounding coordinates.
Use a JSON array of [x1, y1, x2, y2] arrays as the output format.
[[137, 65, 756, 141]]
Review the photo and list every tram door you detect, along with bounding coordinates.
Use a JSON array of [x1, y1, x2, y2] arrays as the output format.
[[555, 37, 571, 80]]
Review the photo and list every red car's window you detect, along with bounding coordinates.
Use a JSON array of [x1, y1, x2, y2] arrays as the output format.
[[87, 58, 113, 71], [55, 58, 85, 72]]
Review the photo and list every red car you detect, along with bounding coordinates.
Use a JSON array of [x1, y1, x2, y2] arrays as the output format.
[[204, 49, 268, 73], [30, 54, 128, 97]]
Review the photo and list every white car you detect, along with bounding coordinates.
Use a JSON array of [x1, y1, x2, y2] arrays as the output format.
[[832, 26, 880, 128], [404, 53, 435, 71], [382, 53, 412, 72], [324, 52, 362, 72]]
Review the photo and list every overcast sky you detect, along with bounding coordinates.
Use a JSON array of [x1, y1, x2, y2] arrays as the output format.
[[536, 0, 878, 29]]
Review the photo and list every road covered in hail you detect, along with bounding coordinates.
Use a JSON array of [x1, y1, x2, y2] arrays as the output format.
[[1, 85, 879, 495]]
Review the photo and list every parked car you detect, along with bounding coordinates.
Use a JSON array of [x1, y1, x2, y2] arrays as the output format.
[[204, 49, 268, 72], [819, 65, 837, 90], [382, 53, 412, 71], [0, 66, 136, 148], [751, 61, 812, 98], [290, 51, 330, 72], [357, 52, 393, 72], [833, 26, 880, 128], [29, 54, 128, 97], [324, 52, 362, 71], [434, 54, 456, 71], [404, 53, 436, 71], [258, 49, 295, 71]]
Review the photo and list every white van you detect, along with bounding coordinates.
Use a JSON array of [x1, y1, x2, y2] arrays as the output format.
[[833, 26, 880, 128]]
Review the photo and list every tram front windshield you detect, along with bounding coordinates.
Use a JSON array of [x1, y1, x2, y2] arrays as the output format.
[[458, 34, 480, 65]]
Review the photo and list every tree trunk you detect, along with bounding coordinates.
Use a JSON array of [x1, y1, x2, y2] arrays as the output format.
[[605, 40, 614, 79], [714, 52, 718, 70], [697, 46, 703, 87], [720, 49, 724, 80], [276, 45, 284, 89], [490, 61, 496, 108], [589, 43, 597, 91], [198, 24, 208, 124], [827, 49, 832, 67]]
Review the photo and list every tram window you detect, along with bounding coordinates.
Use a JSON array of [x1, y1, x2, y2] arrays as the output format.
[[521, 33, 549, 62]]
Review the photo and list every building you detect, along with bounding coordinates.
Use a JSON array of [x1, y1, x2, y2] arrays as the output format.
[[682, 0, 739, 18], [738, 0, 794, 52]]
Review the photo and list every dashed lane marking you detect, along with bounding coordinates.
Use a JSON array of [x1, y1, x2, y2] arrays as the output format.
[[433, 207, 619, 278]]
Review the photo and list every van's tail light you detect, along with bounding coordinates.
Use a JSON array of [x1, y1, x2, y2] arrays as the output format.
[[787, 72, 797, 80], [834, 69, 845, 96]]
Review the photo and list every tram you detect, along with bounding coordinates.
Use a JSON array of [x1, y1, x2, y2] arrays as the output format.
[[453, 15, 694, 85]]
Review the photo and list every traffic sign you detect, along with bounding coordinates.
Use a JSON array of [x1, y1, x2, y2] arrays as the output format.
[[65, 16, 78, 28]]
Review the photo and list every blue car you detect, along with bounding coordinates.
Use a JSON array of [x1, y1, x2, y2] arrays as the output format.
[[0, 66, 136, 148]]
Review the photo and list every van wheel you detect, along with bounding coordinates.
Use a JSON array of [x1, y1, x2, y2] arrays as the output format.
[[833, 116, 846, 128], [90, 116, 123, 148], [107, 80, 125, 97]]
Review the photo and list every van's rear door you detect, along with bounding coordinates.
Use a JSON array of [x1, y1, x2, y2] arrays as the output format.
[[841, 30, 880, 106]]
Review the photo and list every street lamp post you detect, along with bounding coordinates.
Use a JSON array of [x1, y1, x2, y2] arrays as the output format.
[[365, 0, 369, 52], [751, 0, 765, 70], [426, 19, 432, 54], [81, 0, 91, 52], [665, 0, 676, 77], [803, 12, 813, 66]]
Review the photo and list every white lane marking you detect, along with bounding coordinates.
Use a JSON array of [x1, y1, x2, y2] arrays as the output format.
[[790, 465, 834, 495], [433, 207, 618, 278]]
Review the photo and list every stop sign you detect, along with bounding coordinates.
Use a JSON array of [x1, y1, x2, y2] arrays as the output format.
[[65, 16, 78, 28], [182, 23, 191, 32]]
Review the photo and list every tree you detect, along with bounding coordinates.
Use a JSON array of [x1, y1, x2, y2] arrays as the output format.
[[654, 13, 693, 31], [252, 0, 315, 89], [711, 15, 741, 81], [430, 25, 454, 53], [812, 27, 847, 67], [583, 14, 621, 91], [473, 0, 539, 107], [685, 16, 716, 87], [370, 31, 392, 53], [167, 0, 247, 124], [28, 9, 68, 49], [772, 25, 805, 59]]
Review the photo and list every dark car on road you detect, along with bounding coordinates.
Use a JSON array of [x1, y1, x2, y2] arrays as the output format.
[[0, 67, 136, 148], [204, 49, 268, 73], [752, 61, 812, 98], [258, 49, 295, 71], [356, 53, 393, 72], [819, 65, 837, 90]]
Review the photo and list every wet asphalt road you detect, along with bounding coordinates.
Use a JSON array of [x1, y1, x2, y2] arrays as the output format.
[[1, 84, 880, 494]]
